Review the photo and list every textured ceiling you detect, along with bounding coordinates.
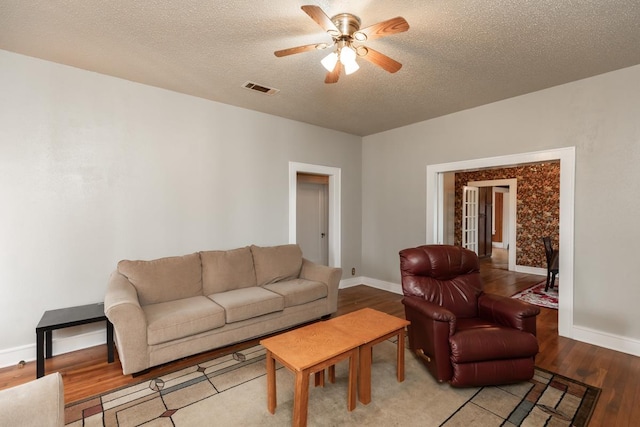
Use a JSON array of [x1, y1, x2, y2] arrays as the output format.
[[2, 1, 640, 136]]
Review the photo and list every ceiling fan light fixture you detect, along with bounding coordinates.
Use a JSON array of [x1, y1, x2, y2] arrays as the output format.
[[343, 59, 360, 75], [339, 46, 359, 75], [321, 51, 339, 72], [339, 45, 356, 64]]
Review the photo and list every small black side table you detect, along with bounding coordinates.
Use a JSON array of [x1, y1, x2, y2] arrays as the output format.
[[35, 302, 114, 378]]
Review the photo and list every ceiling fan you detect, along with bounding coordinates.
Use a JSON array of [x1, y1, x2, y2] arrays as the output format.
[[274, 5, 409, 84]]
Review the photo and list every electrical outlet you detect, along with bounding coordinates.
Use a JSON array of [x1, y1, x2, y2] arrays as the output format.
[[351, 268, 356, 276]]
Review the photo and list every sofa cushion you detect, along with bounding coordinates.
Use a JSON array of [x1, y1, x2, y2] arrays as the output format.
[[251, 244, 303, 286], [118, 253, 202, 306], [200, 247, 257, 295], [263, 279, 327, 308], [143, 296, 225, 345], [209, 287, 284, 323]]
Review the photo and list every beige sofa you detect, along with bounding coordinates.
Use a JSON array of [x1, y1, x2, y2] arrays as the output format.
[[105, 244, 341, 375], [0, 372, 64, 427]]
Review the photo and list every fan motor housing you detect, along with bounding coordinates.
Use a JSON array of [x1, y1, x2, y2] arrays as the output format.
[[331, 13, 361, 36]]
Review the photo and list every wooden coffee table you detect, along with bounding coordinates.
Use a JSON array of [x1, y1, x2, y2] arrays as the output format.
[[260, 321, 361, 427], [260, 309, 409, 425], [327, 308, 410, 405]]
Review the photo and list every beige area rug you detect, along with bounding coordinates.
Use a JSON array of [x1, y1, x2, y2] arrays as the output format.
[[65, 339, 599, 426]]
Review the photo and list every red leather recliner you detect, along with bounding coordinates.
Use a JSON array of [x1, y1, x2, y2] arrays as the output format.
[[400, 245, 540, 387]]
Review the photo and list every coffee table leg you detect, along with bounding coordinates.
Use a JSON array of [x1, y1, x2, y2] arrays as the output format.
[[358, 344, 373, 405], [266, 350, 277, 414], [348, 349, 358, 411], [397, 330, 405, 382], [293, 369, 310, 427], [36, 330, 45, 378]]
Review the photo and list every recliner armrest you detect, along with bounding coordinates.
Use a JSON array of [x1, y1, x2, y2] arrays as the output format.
[[478, 293, 540, 335], [402, 295, 457, 382], [402, 295, 456, 335]]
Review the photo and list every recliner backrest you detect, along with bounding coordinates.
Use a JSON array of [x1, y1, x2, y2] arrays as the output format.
[[399, 245, 482, 318]]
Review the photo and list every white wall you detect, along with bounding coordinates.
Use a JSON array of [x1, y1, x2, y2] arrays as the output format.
[[0, 50, 362, 365], [2, 47, 639, 364], [362, 65, 640, 346]]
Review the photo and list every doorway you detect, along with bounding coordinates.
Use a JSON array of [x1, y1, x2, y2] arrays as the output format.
[[468, 179, 517, 271], [288, 162, 341, 268], [445, 176, 518, 271], [296, 173, 329, 265], [426, 147, 575, 338]]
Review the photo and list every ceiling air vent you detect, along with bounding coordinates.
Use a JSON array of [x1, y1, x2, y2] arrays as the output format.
[[242, 81, 280, 96]]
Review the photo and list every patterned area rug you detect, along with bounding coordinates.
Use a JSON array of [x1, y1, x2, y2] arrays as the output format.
[[65, 340, 598, 426], [512, 280, 559, 309]]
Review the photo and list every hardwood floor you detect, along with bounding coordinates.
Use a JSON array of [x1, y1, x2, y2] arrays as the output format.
[[1, 251, 638, 425]]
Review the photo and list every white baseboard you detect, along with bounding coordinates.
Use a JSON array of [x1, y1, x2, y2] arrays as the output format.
[[572, 325, 640, 357], [0, 329, 107, 369], [515, 265, 547, 276], [338, 277, 366, 289], [340, 276, 402, 294]]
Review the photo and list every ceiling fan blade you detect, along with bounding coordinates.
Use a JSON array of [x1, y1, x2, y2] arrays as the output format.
[[301, 5, 340, 36], [325, 62, 342, 84], [360, 47, 402, 73], [274, 43, 325, 57], [354, 17, 409, 41]]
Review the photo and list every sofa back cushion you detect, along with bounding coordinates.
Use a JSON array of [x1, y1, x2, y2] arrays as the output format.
[[200, 246, 257, 295], [251, 244, 303, 286], [117, 253, 202, 306]]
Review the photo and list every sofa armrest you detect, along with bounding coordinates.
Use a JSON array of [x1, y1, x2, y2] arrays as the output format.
[[299, 258, 342, 314], [104, 270, 149, 375], [0, 372, 64, 427], [478, 293, 540, 335]]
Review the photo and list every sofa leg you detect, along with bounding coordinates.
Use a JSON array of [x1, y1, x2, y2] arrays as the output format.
[[132, 368, 151, 378], [320, 314, 332, 320]]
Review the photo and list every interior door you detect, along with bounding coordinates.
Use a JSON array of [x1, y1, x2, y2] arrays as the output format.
[[477, 187, 493, 258], [492, 191, 503, 243], [296, 174, 329, 265], [462, 186, 479, 254]]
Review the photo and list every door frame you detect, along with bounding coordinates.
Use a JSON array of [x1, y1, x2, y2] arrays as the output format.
[[426, 147, 575, 338], [289, 162, 341, 268]]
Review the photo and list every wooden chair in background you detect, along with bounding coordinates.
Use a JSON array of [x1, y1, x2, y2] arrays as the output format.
[[542, 236, 559, 291]]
